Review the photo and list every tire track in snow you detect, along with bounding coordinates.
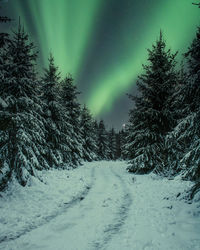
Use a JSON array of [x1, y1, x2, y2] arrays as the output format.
[[92, 166, 133, 250], [0, 166, 96, 244]]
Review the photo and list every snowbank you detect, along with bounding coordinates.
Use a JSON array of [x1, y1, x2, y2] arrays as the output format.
[[0, 161, 200, 250], [0, 163, 93, 243]]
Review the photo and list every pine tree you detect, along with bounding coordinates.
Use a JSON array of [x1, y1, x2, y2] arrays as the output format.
[[108, 128, 117, 160], [41, 54, 66, 168], [159, 65, 190, 177], [120, 127, 128, 160], [0, 4, 12, 48], [0, 16, 11, 23], [115, 131, 122, 159], [0, 23, 48, 189], [181, 3, 200, 198], [126, 32, 178, 174], [80, 105, 97, 161], [61, 75, 83, 166], [175, 27, 200, 182], [97, 120, 109, 160], [93, 120, 100, 160]]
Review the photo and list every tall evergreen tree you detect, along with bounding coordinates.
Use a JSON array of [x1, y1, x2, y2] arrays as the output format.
[[97, 120, 109, 160], [42, 54, 65, 168], [0, 24, 48, 189], [61, 75, 83, 166], [0, 16, 11, 23], [120, 127, 128, 160], [174, 27, 200, 182], [108, 128, 117, 160], [115, 131, 122, 159], [80, 105, 97, 161], [93, 120, 100, 160], [0, 12, 12, 187], [126, 32, 178, 174], [0, 4, 12, 48]]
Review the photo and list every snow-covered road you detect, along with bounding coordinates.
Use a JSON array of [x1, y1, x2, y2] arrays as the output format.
[[0, 161, 200, 250]]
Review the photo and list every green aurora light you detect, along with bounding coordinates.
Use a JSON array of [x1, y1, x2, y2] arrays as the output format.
[[15, 0, 102, 76], [13, 0, 200, 117], [87, 0, 200, 115]]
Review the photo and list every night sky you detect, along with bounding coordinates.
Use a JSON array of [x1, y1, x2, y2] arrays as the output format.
[[1, 0, 200, 130]]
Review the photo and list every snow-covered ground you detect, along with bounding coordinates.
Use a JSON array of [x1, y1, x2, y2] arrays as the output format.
[[0, 161, 200, 250]]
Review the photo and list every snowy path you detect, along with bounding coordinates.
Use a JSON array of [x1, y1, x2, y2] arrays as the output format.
[[0, 161, 200, 250]]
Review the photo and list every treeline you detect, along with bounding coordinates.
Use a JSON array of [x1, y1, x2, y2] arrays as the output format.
[[123, 25, 200, 198], [0, 24, 125, 190]]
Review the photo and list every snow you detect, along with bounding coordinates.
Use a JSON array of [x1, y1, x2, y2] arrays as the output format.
[[0, 97, 8, 108], [0, 161, 200, 250]]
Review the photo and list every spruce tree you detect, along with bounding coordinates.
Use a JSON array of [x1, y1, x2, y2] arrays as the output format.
[[175, 27, 200, 182], [126, 32, 178, 174], [93, 120, 100, 160], [80, 105, 97, 161], [0, 13, 11, 188], [115, 131, 122, 160], [0, 4, 12, 48], [42, 54, 65, 168], [61, 75, 83, 166], [0, 17, 11, 23], [108, 128, 117, 160], [120, 127, 128, 160], [97, 120, 109, 160], [0, 24, 48, 189]]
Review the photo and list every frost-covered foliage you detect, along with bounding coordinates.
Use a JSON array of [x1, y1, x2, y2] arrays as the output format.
[[80, 105, 98, 161], [124, 23, 200, 199], [0, 24, 49, 189], [126, 32, 178, 174], [93, 120, 100, 159], [0, 23, 115, 190], [118, 128, 127, 160], [61, 75, 83, 166], [108, 128, 117, 160], [41, 54, 66, 168], [172, 27, 200, 183], [97, 120, 110, 160]]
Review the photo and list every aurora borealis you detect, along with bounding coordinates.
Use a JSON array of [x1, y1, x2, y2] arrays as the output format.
[[1, 0, 200, 129]]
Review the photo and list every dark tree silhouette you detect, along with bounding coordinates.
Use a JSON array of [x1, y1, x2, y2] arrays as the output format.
[[0, 5, 12, 48], [125, 32, 178, 175], [0, 16, 11, 22], [192, 2, 200, 8]]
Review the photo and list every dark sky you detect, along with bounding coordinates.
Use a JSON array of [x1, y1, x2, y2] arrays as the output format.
[[1, 0, 200, 130]]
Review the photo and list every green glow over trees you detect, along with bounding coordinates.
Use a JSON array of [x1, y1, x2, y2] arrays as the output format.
[[15, 0, 200, 116]]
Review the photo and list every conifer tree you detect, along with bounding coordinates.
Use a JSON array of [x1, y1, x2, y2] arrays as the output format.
[[93, 120, 100, 159], [97, 120, 109, 160], [0, 16, 11, 23], [126, 32, 178, 174], [61, 75, 83, 166], [115, 131, 122, 159], [0, 24, 48, 189], [80, 105, 97, 161], [174, 27, 200, 182], [120, 127, 128, 160], [42, 54, 65, 168], [108, 128, 117, 160], [0, 5, 12, 48]]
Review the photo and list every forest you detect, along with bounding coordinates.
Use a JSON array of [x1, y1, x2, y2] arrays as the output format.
[[0, 2, 200, 250], [0, 3, 200, 199], [0, 20, 126, 191]]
